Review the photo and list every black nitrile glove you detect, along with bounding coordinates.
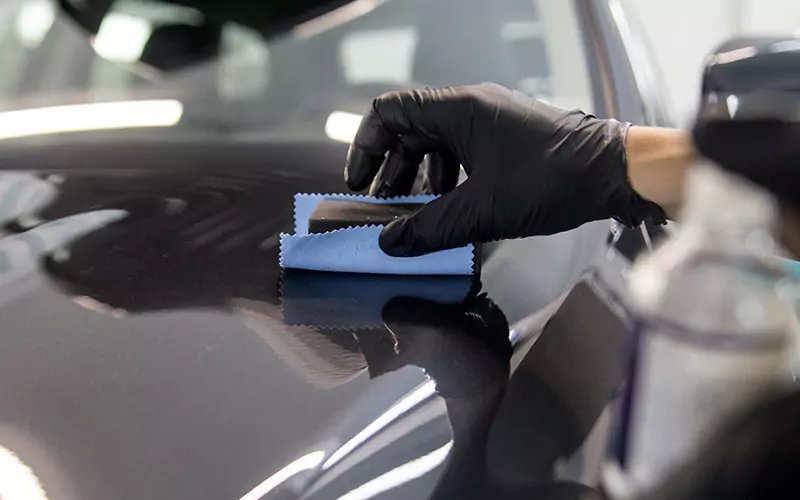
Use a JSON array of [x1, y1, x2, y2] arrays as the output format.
[[344, 84, 665, 257]]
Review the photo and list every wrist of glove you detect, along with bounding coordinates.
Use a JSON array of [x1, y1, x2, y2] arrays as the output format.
[[345, 84, 665, 257]]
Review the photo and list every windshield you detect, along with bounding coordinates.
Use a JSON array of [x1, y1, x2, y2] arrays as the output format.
[[0, 0, 595, 142]]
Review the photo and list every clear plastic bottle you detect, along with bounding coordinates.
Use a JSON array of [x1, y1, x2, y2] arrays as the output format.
[[603, 162, 795, 499]]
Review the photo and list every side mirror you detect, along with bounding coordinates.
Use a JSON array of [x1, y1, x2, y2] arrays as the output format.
[[694, 36, 800, 210], [698, 36, 800, 122]]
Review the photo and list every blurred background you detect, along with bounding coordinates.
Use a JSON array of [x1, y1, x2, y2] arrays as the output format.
[[622, 0, 800, 126], [0, 0, 605, 142], [3, 0, 799, 128]]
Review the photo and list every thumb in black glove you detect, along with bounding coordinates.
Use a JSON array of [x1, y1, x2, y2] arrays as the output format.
[[344, 84, 665, 257]]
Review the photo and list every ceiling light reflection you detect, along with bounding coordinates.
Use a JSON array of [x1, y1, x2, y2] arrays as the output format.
[[336, 441, 453, 500], [0, 445, 49, 500], [72, 296, 128, 318], [325, 111, 363, 144], [0, 100, 183, 140], [14, 1, 55, 48], [712, 46, 757, 65], [323, 380, 436, 470], [239, 450, 325, 500], [92, 13, 152, 63]]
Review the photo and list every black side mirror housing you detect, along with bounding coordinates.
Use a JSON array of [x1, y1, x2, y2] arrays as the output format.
[[694, 36, 800, 211]]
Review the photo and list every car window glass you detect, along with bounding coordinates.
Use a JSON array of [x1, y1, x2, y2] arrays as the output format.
[[89, 1, 204, 92], [218, 24, 270, 101], [1, 0, 595, 139], [340, 28, 417, 86], [0, 0, 56, 100]]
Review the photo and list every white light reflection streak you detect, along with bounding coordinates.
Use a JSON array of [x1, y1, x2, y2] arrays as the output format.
[[72, 296, 128, 318], [238, 451, 325, 500], [0, 445, 49, 500], [727, 95, 740, 119], [0, 100, 183, 140], [325, 111, 363, 143], [323, 380, 436, 470], [336, 441, 453, 500], [712, 46, 757, 65]]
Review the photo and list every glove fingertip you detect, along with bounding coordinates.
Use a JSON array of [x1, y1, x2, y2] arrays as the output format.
[[379, 217, 429, 257], [345, 146, 385, 191], [379, 218, 410, 257]]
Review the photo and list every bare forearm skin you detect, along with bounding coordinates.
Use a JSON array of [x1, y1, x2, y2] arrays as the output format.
[[626, 126, 695, 217], [624, 126, 800, 257]]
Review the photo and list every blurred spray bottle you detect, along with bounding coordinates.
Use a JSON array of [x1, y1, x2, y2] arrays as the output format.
[[603, 36, 800, 499]]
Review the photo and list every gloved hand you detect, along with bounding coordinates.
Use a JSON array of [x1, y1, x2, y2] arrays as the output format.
[[344, 84, 665, 257]]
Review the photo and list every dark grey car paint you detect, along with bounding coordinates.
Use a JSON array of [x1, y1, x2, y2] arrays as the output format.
[[0, 136, 629, 499]]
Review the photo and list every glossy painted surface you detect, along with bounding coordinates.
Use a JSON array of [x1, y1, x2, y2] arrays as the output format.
[[0, 132, 633, 500]]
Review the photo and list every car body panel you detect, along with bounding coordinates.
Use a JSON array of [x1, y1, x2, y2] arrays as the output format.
[[0, 134, 626, 499]]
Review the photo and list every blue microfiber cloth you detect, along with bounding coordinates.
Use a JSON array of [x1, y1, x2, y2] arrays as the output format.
[[280, 193, 475, 275], [281, 270, 473, 328]]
